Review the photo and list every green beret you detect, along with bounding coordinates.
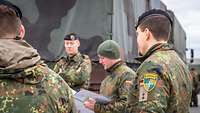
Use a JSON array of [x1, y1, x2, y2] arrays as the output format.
[[97, 40, 120, 59]]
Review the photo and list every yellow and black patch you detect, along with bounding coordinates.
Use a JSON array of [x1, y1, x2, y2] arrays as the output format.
[[143, 73, 158, 92]]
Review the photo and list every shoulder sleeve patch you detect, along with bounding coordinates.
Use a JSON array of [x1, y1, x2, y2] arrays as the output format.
[[143, 73, 158, 92]]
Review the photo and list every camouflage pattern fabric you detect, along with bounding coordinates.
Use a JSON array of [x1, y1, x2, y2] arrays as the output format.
[[94, 61, 136, 113], [53, 52, 92, 91], [0, 40, 74, 113], [0, 39, 41, 69], [191, 69, 199, 94], [128, 43, 192, 113], [190, 69, 199, 106]]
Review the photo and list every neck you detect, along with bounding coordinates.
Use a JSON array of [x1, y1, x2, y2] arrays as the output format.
[[68, 52, 78, 57], [0, 34, 16, 39], [107, 59, 121, 69], [145, 39, 167, 54], [106, 59, 122, 71]]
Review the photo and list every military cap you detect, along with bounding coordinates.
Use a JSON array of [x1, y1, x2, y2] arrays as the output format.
[[64, 33, 79, 40], [97, 40, 120, 59], [0, 0, 22, 19], [135, 9, 172, 29]]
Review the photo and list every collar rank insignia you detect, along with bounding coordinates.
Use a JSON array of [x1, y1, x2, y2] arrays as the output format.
[[139, 79, 148, 102], [143, 73, 158, 92]]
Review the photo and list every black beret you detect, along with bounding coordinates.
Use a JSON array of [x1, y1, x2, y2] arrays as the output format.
[[64, 33, 79, 40], [135, 9, 172, 29], [0, 0, 22, 19]]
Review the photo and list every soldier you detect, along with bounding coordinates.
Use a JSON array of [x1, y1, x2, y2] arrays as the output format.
[[53, 33, 92, 91], [128, 9, 193, 113], [0, 1, 74, 113], [84, 40, 136, 113], [190, 68, 199, 107]]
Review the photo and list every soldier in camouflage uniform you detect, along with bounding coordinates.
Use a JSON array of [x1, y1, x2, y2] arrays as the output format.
[[0, 1, 74, 113], [190, 68, 199, 107], [53, 33, 92, 91], [128, 9, 192, 113], [84, 40, 136, 113]]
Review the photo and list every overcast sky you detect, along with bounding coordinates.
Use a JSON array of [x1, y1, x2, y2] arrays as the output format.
[[162, 0, 200, 59]]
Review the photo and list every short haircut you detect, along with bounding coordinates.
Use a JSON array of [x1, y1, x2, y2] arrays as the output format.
[[190, 68, 196, 71], [0, 4, 21, 37], [137, 9, 172, 41]]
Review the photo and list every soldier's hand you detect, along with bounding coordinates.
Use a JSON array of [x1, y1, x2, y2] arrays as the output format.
[[59, 72, 70, 79], [84, 98, 96, 110]]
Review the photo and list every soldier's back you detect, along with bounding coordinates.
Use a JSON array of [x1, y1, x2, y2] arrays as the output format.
[[147, 49, 192, 112], [0, 63, 74, 113], [128, 47, 192, 113]]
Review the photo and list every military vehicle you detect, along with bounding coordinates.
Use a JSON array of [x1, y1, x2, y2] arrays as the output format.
[[8, 0, 187, 92]]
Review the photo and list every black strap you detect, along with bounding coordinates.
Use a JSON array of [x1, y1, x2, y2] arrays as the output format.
[[0, 0, 22, 19]]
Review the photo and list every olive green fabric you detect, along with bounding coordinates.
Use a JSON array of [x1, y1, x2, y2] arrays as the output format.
[[97, 40, 120, 59], [0, 39, 40, 69]]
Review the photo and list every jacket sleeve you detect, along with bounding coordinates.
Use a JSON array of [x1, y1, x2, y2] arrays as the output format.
[[53, 62, 61, 73], [128, 62, 170, 113], [94, 72, 134, 113], [53, 58, 65, 73]]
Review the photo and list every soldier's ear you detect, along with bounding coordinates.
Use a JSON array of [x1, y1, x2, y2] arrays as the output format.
[[76, 40, 80, 47], [144, 28, 151, 41], [18, 24, 25, 39]]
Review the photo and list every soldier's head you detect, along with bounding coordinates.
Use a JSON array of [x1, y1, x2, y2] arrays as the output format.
[[135, 9, 172, 55], [64, 32, 80, 56], [97, 40, 121, 70], [0, 0, 25, 39], [190, 68, 198, 77]]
